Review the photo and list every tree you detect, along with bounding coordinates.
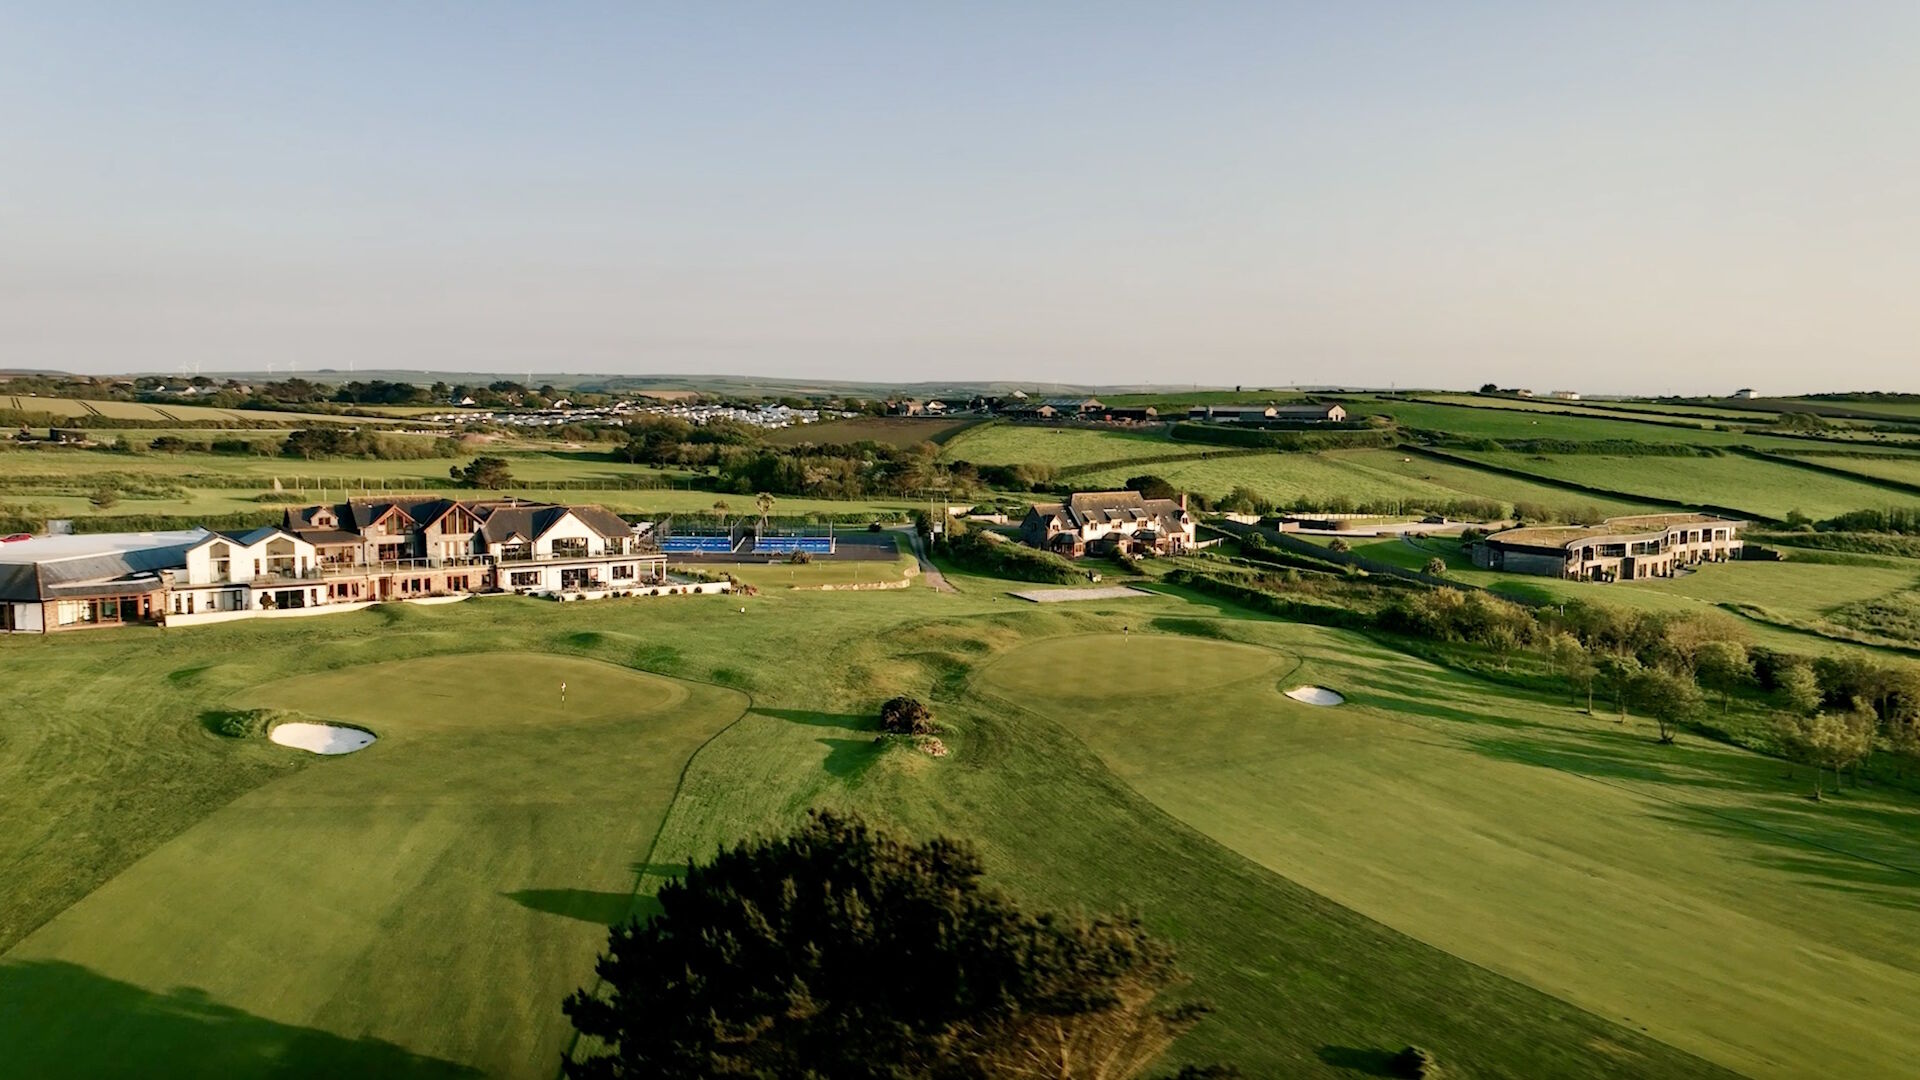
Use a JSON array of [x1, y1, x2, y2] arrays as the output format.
[[1327, 538, 1350, 554], [1777, 661, 1823, 718], [1423, 556, 1447, 577], [880, 695, 936, 735], [755, 491, 776, 530], [1548, 632, 1598, 712], [711, 498, 730, 526], [450, 455, 513, 489], [1478, 383, 1499, 394], [1597, 653, 1643, 722], [1630, 667, 1703, 743], [562, 812, 1222, 1080], [149, 435, 187, 456], [1125, 475, 1178, 501], [88, 486, 120, 511], [1694, 640, 1753, 714]]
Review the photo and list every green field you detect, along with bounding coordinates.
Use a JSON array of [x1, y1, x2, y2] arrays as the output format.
[[2, 396, 414, 426], [3, 652, 743, 1076], [1062, 449, 1652, 515], [980, 630, 1920, 1079], [1784, 453, 1920, 490], [762, 416, 981, 447], [1462, 451, 1920, 520], [8, 438, 1920, 1079], [1350, 399, 1821, 451], [939, 422, 1192, 467]]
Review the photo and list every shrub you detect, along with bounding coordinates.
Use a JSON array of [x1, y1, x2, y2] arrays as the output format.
[[1327, 538, 1351, 554], [1424, 556, 1448, 577], [201, 707, 295, 739], [786, 549, 813, 564], [1390, 1045, 1440, 1078], [880, 695, 936, 735]]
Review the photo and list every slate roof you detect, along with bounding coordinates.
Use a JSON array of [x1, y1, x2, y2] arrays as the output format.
[[0, 530, 209, 602]]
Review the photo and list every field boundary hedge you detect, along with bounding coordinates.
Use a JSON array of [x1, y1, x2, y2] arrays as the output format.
[[1169, 423, 1394, 450], [1398, 444, 1780, 525], [1052, 446, 1267, 479], [1731, 447, 1920, 501]]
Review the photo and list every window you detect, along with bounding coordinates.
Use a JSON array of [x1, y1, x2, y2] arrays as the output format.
[[552, 538, 589, 559], [500, 543, 531, 562], [510, 571, 540, 587], [611, 564, 635, 579]]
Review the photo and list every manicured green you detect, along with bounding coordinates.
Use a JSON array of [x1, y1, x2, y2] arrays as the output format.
[[980, 630, 1920, 1080], [2, 647, 746, 1077]]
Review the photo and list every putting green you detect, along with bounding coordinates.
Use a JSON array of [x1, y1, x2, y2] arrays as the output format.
[[1, 652, 743, 1080], [978, 632, 1290, 700], [985, 626, 1920, 1080]]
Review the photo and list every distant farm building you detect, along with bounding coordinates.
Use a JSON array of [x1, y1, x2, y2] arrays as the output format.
[[1020, 491, 1195, 558], [1187, 403, 1347, 423], [1730, 388, 1758, 399], [1549, 390, 1582, 401], [1472, 513, 1745, 582]]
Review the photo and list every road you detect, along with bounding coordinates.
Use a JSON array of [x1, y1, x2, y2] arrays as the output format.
[[896, 528, 956, 593]]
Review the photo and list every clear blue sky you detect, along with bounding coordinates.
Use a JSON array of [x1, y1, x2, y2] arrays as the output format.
[[3, 2, 1915, 392]]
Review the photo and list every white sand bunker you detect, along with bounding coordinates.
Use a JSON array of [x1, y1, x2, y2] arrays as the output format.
[[269, 722, 376, 755], [1285, 685, 1345, 706]]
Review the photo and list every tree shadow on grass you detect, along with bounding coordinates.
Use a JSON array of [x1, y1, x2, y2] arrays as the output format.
[[0, 959, 480, 1079], [1316, 1045, 1399, 1076], [751, 707, 875, 731], [502, 888, 661, 926], [819, 737, 880, 778]]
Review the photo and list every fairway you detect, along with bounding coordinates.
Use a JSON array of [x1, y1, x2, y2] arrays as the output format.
[[981, 626, 1920, 1080], [980, 632, 1289, 698], [0, 652, 744, 1079]]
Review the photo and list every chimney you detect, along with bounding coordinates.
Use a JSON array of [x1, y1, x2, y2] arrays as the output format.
[[1178, 492, 1188, 513]]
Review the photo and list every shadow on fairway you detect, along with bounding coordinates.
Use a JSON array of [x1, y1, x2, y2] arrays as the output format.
[[0, 960, 480, 1079], [819, 737, 880, 778], [502, 889, 661, 926], [751, 707, 875, 730], [1315, 1044, 1399, 1075]]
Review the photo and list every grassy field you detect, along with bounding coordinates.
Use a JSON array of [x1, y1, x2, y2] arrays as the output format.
[[0, 448, 925, 523], [979, 629, 1920, 1079], [2, 396, 414, 425], [3, 650, 743, 1077], [1064, 449, 1655, 516], [12, 580, 1866, 1077], [1785, 453, 1920, 489], [762, 416, 981, 447], [6, 474, 1920, 1080], [1349, 399, 1824, 451], [938, 422, 1193, 467], [1460, 451, 1920, 520], [1347, 533, 1920, 655]]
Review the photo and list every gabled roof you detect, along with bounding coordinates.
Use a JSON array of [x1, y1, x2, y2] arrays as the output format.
[[0, 530, 208, 602]]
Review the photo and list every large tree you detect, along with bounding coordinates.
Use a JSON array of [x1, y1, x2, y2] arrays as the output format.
[[450, 455, 513, 490], [1694, 640, 1754, 715], [562, 812, 1222, 1080]]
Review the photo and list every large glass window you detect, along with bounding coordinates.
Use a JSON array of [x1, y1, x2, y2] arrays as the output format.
[[552, 538, 589, 559]]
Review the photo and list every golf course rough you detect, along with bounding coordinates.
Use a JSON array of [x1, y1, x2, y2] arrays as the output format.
[[1, 651, 743, 1079]]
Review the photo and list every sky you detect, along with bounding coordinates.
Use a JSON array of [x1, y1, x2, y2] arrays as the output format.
[[2, 3, 1916, 393]]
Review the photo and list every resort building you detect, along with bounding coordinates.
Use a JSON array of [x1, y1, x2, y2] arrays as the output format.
[[283, 497, 665, 598], [1472, 513, 1745, 581], [3, 498, 708, 634], [0, 530, 206, 633], [1020, 490, 1196, 558]]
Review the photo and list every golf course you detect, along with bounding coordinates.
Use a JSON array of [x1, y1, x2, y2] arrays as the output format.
[[5, 564, 1919, 1078]]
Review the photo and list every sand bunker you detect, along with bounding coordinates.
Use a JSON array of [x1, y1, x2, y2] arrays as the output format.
[[269, 722, 376, 755], [1285, 685, 1345, 706]]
